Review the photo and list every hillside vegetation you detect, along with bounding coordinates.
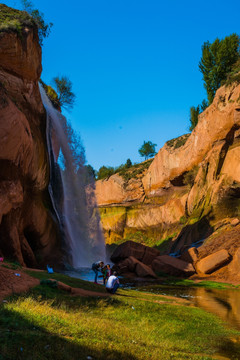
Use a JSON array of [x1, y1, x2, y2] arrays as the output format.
[[0, 4, 35, 33]]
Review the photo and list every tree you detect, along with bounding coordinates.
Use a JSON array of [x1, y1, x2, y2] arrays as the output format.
[[189, 99, 208, 131], [199, 34, 240, 104], [138, 141, 157, 160], [52, 76, 76, 110], [97, 166, 115, 180], [189, 105, 200, 131], [126, 159, 132, 168], [21, 0, 53, 45]]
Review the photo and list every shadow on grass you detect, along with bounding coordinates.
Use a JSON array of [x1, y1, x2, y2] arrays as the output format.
[[0, 304, 137, 360], [25, 284, 123, 311], [218, 338, 240, 359]]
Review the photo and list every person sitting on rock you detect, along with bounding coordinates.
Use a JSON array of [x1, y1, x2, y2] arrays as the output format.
[[106, 271, 120, 294], [92, 261, 104, 284]]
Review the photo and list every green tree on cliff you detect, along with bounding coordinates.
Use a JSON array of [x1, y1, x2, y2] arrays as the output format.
[[189, 99, 208, 131], [97, 166, 115, 180], [52, 76, 76, 110], [21, 0, 53, 45], [199, 34, 240, 104], [138, 141, 157, 160], [126, 158, 132, 168]]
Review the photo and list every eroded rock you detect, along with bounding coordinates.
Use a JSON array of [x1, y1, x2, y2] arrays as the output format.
[[135, 262, 157, 278], [152, 255, 195, 277], [196, 249, 231, 274]]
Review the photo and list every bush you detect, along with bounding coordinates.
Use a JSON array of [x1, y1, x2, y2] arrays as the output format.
[[21, 0, 53, 45], [0, 4, 35, 34], [166, 134, 190, 149], [96, 159, 153, 181], [97, 166, 115, 180], [224, 58, 240, 86]]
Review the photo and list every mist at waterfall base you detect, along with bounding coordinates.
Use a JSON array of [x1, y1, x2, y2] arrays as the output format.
[[40, 85, 106, 268]]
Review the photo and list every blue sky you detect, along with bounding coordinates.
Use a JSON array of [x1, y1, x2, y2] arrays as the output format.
[[5, 0, 240, 170]]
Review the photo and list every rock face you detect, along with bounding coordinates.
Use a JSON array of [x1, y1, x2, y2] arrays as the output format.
[[96, 80, 240, 282], [143, 85, 240, 193], [0, 9, 60, 267]]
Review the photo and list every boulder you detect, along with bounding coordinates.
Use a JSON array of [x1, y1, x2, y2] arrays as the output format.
[[152, 255, 195, 277], [127, 256, 141, 272], [110, 240, 161, 266], [135, 262, 157, 278], [230, 218, 240, 227], [196, 249, 231, 274], [141, 247, 160, 265], [228, 248, 240, 276], [113, 258, 131, 274], [110, 241, 146, 263], [180, 247, 198, 264]]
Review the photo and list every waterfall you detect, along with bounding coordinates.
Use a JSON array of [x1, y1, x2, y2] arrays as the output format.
[[39, 84, 106, 268]]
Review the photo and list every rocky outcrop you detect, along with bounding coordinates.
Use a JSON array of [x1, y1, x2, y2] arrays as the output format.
[[97, 81, 240, 284], [143, 85, 240, 194], [0, 7, 60, 267]]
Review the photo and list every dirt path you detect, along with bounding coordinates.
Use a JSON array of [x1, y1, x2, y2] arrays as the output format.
[[0, 264, 40, 301], [0, 264, 110, 300]]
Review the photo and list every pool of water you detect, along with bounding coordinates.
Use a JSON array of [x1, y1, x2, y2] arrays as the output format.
[[124, 281, 240, 331], [64, 268, 240, 331], [64, 268, 105, 285]]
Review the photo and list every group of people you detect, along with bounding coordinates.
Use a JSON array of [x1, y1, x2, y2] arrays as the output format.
[[91, 261, 119, 294]]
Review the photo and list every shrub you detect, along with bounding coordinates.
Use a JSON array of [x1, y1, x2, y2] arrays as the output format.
[[97, 166, 115, 180], [166, 134, 190, 149], [224, 58, 240, 86], [0, 4, 35, 34]]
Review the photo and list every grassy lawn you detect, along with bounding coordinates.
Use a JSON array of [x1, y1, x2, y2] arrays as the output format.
[[0, 272, 240, 360]]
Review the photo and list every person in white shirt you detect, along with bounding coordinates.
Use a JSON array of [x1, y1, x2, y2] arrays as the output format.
[[106, 271, 120, 294]]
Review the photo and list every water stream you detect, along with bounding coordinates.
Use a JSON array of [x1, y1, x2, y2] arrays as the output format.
[[39, 85, 106, 268]]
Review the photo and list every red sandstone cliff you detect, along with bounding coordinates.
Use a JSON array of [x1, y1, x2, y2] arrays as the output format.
[[0, 7, 60, 267], [96, 83, 240, 269]]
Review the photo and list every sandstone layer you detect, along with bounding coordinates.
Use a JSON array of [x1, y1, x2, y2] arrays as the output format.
[[0, 9, 60, 267], [96, 82, 240, 282]]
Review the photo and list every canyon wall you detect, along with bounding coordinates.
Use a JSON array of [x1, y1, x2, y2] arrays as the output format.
[[96, 83, 240, 259], [0, 6, 60, 267]]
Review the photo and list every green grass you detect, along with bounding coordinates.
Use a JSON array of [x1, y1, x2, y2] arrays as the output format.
[[26, 270, 107, 293], [144, 276, 239, 290], [1, 277, 240, 359], [0, 4, 35, 34]]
